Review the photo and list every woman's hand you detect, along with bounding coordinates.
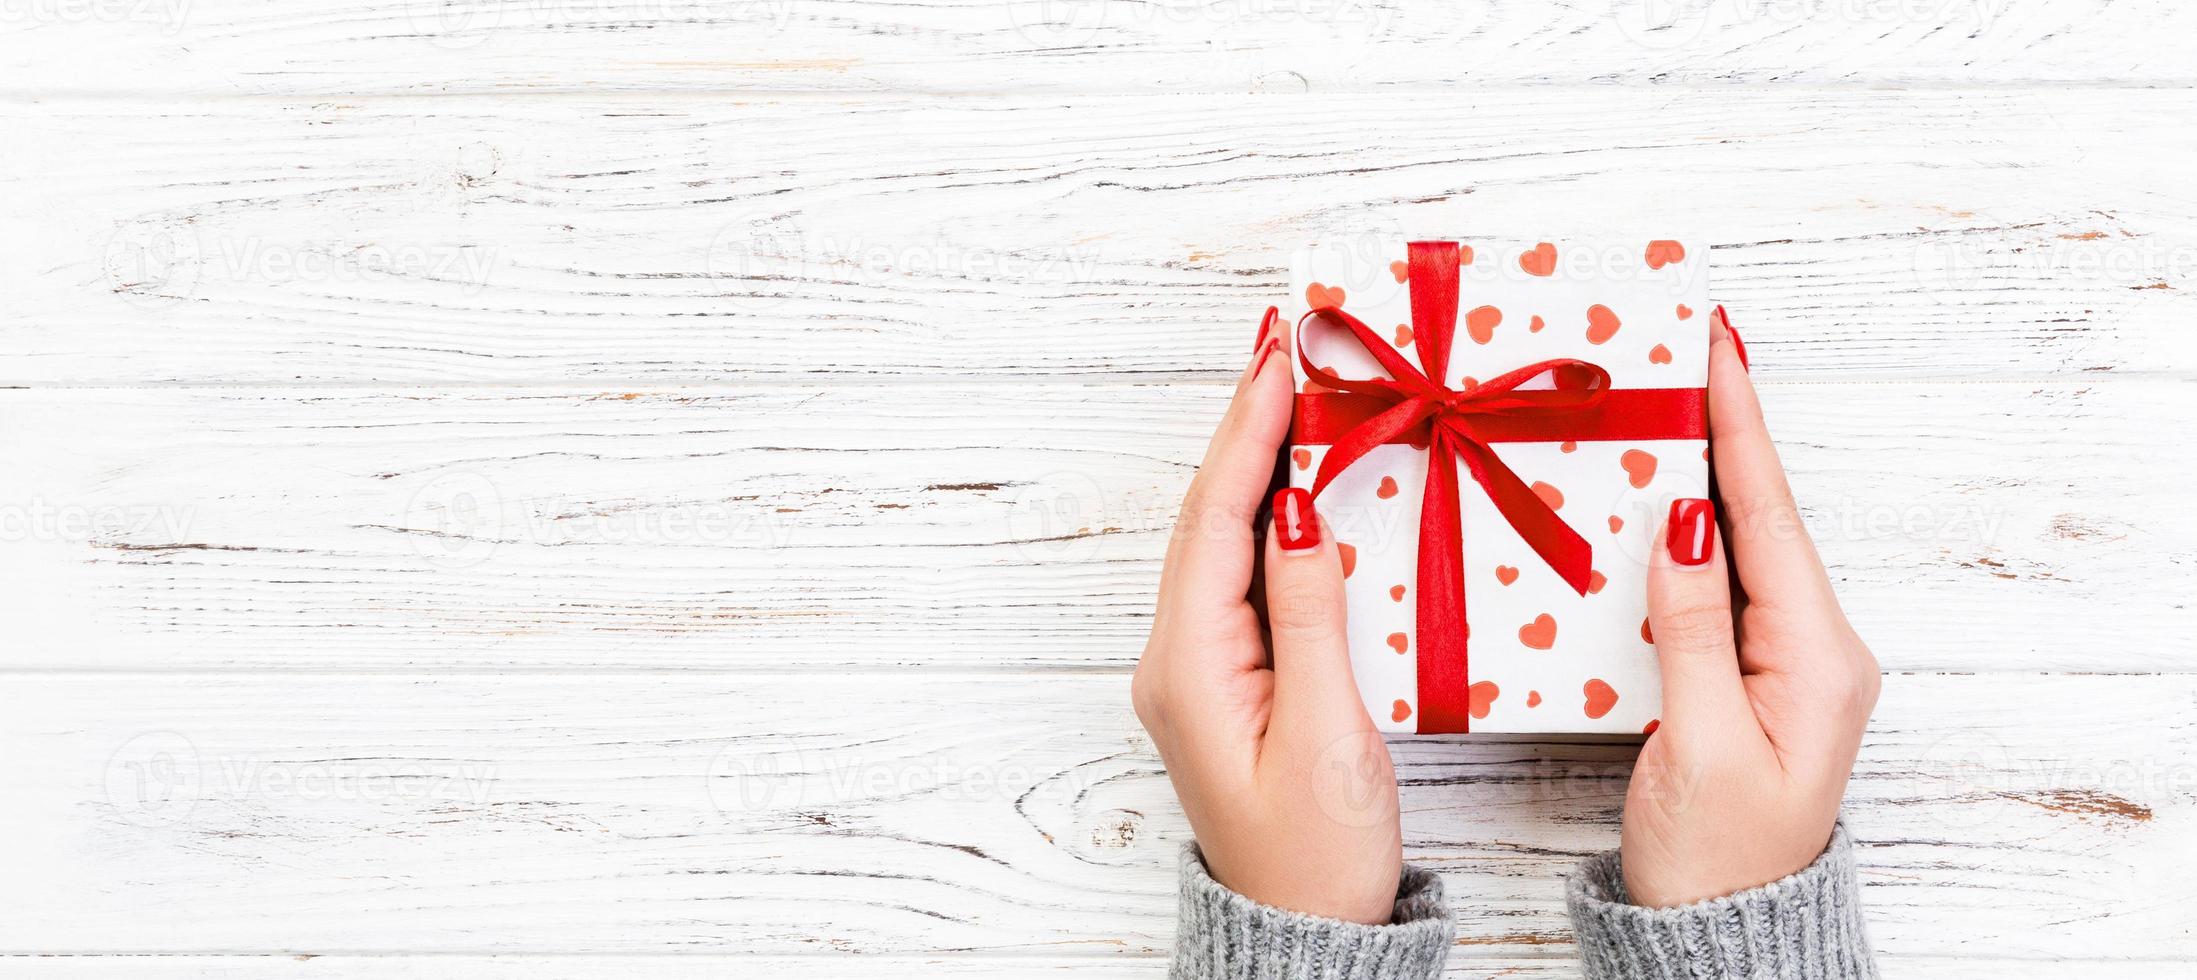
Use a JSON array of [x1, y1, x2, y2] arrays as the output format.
[[1624, 308, 1882, 908], [1132, 313, 1403, 925]]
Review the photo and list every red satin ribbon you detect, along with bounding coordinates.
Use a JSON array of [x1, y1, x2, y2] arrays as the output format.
[[1288, 241, 1706, 733]]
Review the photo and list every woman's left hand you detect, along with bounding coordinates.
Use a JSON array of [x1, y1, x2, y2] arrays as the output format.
[[1132, 313, 1403, 925]]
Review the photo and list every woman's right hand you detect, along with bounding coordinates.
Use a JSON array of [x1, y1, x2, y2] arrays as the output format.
[[1621, 308, 1882, 908]]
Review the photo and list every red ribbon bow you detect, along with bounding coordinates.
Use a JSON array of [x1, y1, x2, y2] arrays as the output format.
[[1289, 241, 1705, 732]]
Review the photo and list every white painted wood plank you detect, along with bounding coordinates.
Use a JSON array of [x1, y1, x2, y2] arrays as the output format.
[[1, 0, 2190, 96], [6, 92, 2193, 386], [3, 673, 2190, 959], [2, 381, 2187, 672], [6, 953, 2188, 980]]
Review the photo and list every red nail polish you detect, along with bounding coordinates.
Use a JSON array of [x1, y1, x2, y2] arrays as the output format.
[[1255, 306, 1278, 352], [1273, 487, 1320, 551], [1250, 337, 1282, 378], [1667, 498, 1714, 567], [1716, 305, 1749, 371]]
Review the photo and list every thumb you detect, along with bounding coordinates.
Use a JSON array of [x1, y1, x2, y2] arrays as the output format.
[[1261, 488, 1372, 739], [1646, 498, 1752, 743]]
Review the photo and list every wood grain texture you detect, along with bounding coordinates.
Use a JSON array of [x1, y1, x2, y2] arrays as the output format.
[[3, 380, 2187, 672], [2, 0, 2193, 96], [4, 673, 2191, 959], [6, 92, 2194, 386]]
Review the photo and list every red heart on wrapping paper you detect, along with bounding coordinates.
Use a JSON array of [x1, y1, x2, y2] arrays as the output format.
[[1387, 632, 1409, 654], [1527, 689, 1543, 708], [1529, 314, 1546, 333], [1676, 304, 1694, 320], [1306, 282, 1346, 309], [1392, 700, 1413, 723], [1389, 584, 1406, 602], [1519, 242, 1558, 277], [1390, 261, 1408, 283], [1519, 614, 1557, 650], [1584, 678, 1619, 719], [1621, 449, 1658, 489], [1468, 681, 1499, 720], [1393, 324, 1412, 348], [1648, 344, 1673, 365], [1494, 565, 1519, 585], [1465, 305, 1502, 345], [1302, 365, 1344, 396], [1377, 476, 1399, 499], [1559, 440, 1577, 453], [1587, 570, 1607, 595], [1644, 240, 1686, 270], [1609, 516, 1624, 533], [1292, 448, 1311, 471], [1586, 304, 1622, 345], [1337, 542, 1357, 578], [1531, 481, 1564, 511]]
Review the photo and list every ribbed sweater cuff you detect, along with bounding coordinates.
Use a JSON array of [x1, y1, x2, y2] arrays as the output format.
[[1173, 842, 1453, 980], [1565, 822, 1879, 980]]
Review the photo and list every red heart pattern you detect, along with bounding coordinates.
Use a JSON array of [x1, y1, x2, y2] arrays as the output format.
[[1306, 282, 1345, 309], [1393, 324, 1413, 348], [1468, 681, 1499, 720], [1621, 449, 1657, 489], [1377, 476, 1399, 499], [1526, 690, 1543, 708], [1644, 240, 1685, 270], [1519, 242, 1557, 277], [1495, 565, 1519, 585], [1392, 700, 1413, 723], [1519, 614, 1557, 650], [1585, 304, 1622, 345], [1648, 343, 1673, 365], [1531, 481, 1564, 511], [1583, 678, 1619, 719], [1465, 305, 1502, 345], [1389, 584, 1406, 602], [1529, 314, 1546, 333], [1387, 632, 1409, 654], [1292, 448, 1311, 470]]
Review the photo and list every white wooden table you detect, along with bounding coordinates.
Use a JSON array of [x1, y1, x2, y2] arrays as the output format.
[[4, 2, 2195, 976]]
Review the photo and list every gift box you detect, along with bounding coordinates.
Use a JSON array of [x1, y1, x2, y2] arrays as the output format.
[[1287, 240, 1709, 734]]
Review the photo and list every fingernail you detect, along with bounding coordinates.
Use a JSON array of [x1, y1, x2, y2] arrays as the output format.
[[1250, 337, 1282, 378], [1667, 498, 1714, 567], [1254, 307, 1276, 352], [1273, 487, 1320, 551], [1715, 305, 1749, 371]]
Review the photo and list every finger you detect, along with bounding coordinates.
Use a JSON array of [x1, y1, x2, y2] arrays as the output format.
[[1707, 308, 1840, 619], [1646, 498, 1758, 749], [1261, 488, 1374, 741], [1161, 311, 1295, 616]]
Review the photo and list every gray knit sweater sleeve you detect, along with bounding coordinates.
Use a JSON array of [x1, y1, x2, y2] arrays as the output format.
[[1565, 822, 1879, 980], [1171, 843, 1453, 980]]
